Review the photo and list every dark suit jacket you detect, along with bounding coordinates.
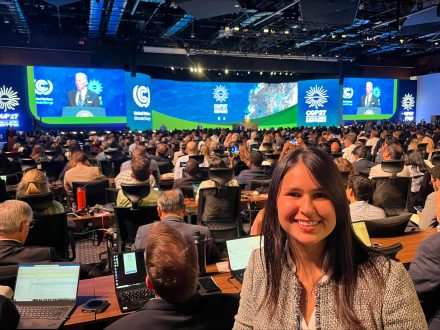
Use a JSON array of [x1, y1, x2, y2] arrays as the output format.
[[0, 295, 19, 330], [67, 89, 100, 107], [132, 216, 219, 263], [173, 177, 203, 190], [105, 293, 239, 330], [0, 240, 61, 288], [409, 232, 440, 329], [352, 158, 375, 175], [236, 167, 271, 186], [361, 94, 380, 107]]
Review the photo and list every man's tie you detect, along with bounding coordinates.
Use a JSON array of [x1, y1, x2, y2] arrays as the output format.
[[78, 92, 84, 107]]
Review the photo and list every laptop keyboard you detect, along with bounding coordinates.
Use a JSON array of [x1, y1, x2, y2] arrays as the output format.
[[121, 288, 154, 302], [18, 306, 70, 320]]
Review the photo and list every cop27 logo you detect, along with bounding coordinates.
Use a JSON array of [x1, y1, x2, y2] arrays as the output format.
[[34, 79, 53, 96], [133, 85, 151, 108], [304, 85, 329, 109], [0, 85, 20, 111]]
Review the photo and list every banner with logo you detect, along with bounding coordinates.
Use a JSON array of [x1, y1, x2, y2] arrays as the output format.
[[0, 65, 33, 136], [395, 80, 417, 123], [125, 72, 152, 131], [297, 79, 341, 127]]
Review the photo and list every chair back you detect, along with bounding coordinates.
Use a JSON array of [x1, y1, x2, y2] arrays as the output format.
[[364, 212, 412, 237], [331, 152, 343, 158], [365, 145, 373, 161], [145, 146, 156, 155], [5, 151, 20, 162], [157, 161, 173, 174], [17, 192, 54, 212], [24, 212, 71, 260], [180, 185, 195, 198], [72, 179, 110, 206], [1, 173, 19, 185], [114, 206, 159, 251], [372, 243, 403, 260], [248, 179, 272, 192], [249, 144, 260, 152], [371, 176, 411, 215], [20, 158, 37, 172], [264, 153, 279, 164], [208, 168, 234, 186], [381, 160, 404, 177], [432, 154, 440, 166], [44, 150, 58, 161], [40, 160, 64, 180], [99, 159, 123, 178], [0, 265, 19, 289], [121, 183, 150, 209], [197, 186, 242, 243], [417, 143, 428, 153], [189, 154, 205, 164]]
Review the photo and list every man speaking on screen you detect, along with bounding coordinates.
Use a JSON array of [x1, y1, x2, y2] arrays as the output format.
[[360, 81, 380, 107], [67, 72, 100, 107]]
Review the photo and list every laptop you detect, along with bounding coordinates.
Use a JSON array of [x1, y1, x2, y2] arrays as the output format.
[[226, 235, 264, 283], [13, 263, 81, 329], [112, 249, 154, 313]]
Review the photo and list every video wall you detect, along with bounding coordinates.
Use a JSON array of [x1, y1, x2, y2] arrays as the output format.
[[0, 64, 418, 135]]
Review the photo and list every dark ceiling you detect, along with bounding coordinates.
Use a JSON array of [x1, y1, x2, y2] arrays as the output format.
[[1, 0, 440, 80]]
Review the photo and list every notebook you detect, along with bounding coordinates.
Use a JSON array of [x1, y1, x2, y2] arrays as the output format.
[[226, 235, 264, 283], [352, 221, 372, 247], [13, 263, 80, 329], [112, 249, 154, 313]]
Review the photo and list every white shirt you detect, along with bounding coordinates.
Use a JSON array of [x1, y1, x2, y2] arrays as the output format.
[[75, 88, 88, 106]]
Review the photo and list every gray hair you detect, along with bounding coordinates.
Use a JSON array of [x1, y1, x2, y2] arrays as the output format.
[[0, 200, 33, 233], [157, 189, 185, 214]]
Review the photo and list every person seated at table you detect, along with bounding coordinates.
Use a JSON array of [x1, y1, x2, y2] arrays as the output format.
[[172, 159, 204, 190], [96, 137, 126, 164], [346, 175, 385, 222], [418, 164, 440, 230], [174, 141, 209, 180], [0, 288, 19, 330], [369, 143, 410, 179], [351, 145, 375, 175], [234, 147, 426, 329], [63, 151, 106, 195], [236, 151, 270, 187], [117, 145, 159, 188], [195, 158, 239, 201], [409, 231, 440, 329], [133, 189, 218, 262], [116, 157, 161, 208], [17, 169, 64, 216], [106, 222, 238, 330]]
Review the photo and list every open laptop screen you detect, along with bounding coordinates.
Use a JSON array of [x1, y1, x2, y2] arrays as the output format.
[[14, 264, 80, 302], [113, 250, 146, 290], [226, 236, 263, 272], [352, 221, 372, 247]]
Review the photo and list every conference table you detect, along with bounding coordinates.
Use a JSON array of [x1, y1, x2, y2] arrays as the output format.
[[63, 262, 241, 329]]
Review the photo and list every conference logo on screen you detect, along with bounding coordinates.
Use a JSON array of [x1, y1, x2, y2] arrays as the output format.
[[0, 85, 20, 111], [34, 79, 54, 106], [342, 87, 354, 106], [401, 93, 415, 121], [213, 85, 228, 121], [88, 79, 103, 95], [304, 85, 328, 123], [133, 85, 151, 108]]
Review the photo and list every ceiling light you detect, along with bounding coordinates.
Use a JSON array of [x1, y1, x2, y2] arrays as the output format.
[[190, 32, 195, 38], [341, 34, 346, 38], [400, 39, 404, 44], [331, 34, 336, 39], [284, 30, 290, 35], [247, 71, 250, 74], [170, 66, 174, 71], [236, 72, 239, 76], [271, 29, 276, 34], [263, 28, 269, 33], [190, 67, 194, 72], [225, 69, 229, 74], [435, 42, 439, 46], [234, 26, 240, 32], [260, 72, 263, 75], [225, 26, 230, 32]]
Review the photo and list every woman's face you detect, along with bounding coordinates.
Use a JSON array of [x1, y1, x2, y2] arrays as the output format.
[[277, 162, 337, 252]]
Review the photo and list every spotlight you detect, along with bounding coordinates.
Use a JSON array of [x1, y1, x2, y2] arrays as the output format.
[[260, 71, 263, 75], [234, 26, 240, 32], [263, 28, 269, 33], [170, 66, 174, 71], [225, 69, 229, 74]]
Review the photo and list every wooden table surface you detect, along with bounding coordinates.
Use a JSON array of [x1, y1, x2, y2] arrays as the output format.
[[372, 227, 437, 264]]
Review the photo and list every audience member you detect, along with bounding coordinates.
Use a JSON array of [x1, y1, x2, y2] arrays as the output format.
[[174, 141, 208, 180], [133, 189, 218, 262], [63, 151, 106, 194], [119, 145, 160, 186], [236, 151, 270, 186], [409, 232, 440, 329], [116, 157, 161, 207], [96, 137, 125, 163], [418, 164, 440, 230], [342, 133, 357, 162], [30, 144, 46, 163], [17, 169, 64, 216], [172, 158, 204, 189], [0, 293, 19, 330], [346, 175, 386, 221], [369, 144, 410, 179], [351, 145, 375, 175], [106, 222, 238, 330]]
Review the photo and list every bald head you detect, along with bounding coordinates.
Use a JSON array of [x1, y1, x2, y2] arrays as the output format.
[[186, 141, 198, 155]]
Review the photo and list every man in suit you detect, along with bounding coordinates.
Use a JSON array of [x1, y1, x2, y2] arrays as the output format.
[[236, 150, 271, 187], [67, 72, 100, 107], [106, 222, 238, 330], [351, 145, 375, 175], [132, 189, 219, 262], [0, 200, 62, 286], [360, 81, 380, 107], [409, 232, 440, 329], [369, 143, 410, 179]]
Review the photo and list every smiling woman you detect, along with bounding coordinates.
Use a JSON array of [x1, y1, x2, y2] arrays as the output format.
[[233, 147, 427, 329]]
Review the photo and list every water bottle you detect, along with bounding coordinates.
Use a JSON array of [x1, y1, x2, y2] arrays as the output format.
[[194, 231, 207, 275], [77, 187, 87, 210]]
